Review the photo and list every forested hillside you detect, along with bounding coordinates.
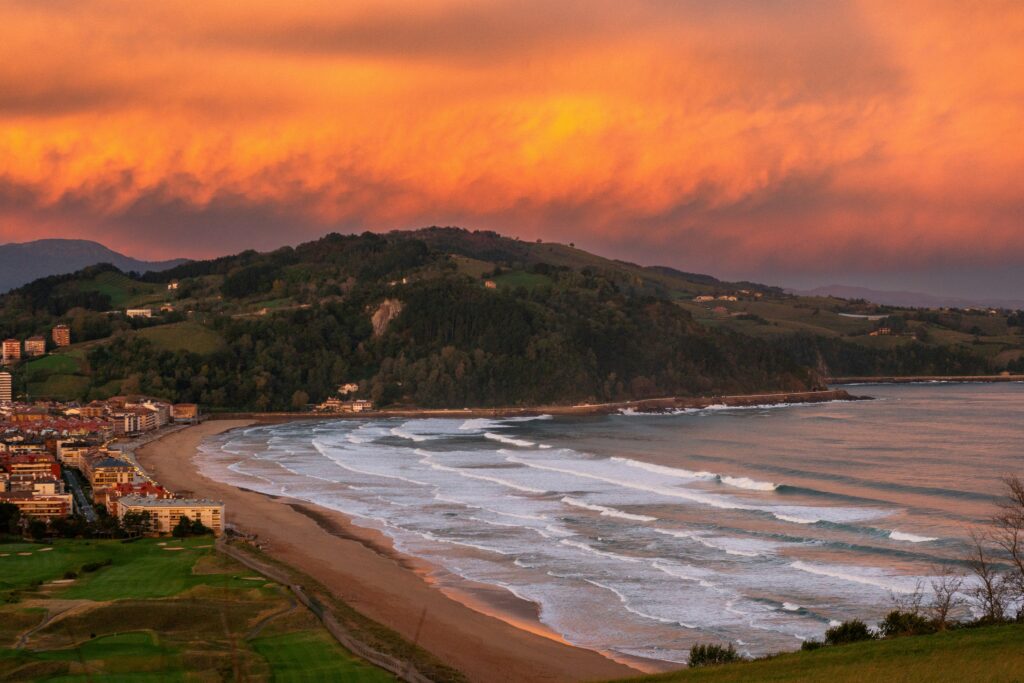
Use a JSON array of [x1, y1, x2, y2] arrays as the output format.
[[0, 228, 1020, 409]]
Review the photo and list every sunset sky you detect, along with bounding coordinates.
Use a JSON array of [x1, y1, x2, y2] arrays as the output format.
[[2, 1, 1023, 297]]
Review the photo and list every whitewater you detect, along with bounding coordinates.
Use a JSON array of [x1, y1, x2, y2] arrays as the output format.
[[197, 383, 1024, 664]]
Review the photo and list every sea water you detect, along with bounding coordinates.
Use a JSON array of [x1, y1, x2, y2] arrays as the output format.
[[197, 383, 1024, 664]]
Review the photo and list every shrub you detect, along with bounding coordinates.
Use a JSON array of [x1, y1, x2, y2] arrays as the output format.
[[688, 642, 741, 668], [879, 610, 936, 638], [800, 639, 824, 651], [80, 559, 112, 573], [62, 570, 78, 580], [825, 619, 875, 646]]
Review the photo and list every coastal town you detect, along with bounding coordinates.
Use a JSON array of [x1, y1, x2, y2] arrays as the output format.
[[1, 337, 220, 537]]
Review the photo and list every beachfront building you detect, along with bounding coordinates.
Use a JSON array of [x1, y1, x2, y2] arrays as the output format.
[[0, 371, 11, 403], [84, 455, 136, 489], [171, 403, 199, 422], [24, 337, 46, 357], [101, 482, 172, 515], [2, 339, 20, 364], [315, 398, 374, 413], [115, 495, 224, 535], [52, 324, 71, 347]]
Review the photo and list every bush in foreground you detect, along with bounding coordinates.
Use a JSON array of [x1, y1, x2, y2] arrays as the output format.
[[688, 642, 740, 667], [824, 619, 875, 646], [879, 610, 936, 638]]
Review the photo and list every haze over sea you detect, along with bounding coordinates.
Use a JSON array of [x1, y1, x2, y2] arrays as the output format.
[[198, 384, 1023, 665]]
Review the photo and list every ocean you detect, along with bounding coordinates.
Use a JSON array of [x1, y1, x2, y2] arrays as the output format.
[[197, 383, 1023, 665]]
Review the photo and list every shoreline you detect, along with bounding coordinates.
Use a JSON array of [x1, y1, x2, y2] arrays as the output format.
[[828, 375, 1024, 385], [136, 421, 646, 682], [209, 388, 857, 422]]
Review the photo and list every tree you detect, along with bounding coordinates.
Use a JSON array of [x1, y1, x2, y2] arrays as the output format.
[[121, 511, 153, 537], [190, 518, 212, 535], [290, 390, 310, 410], [964, 529, 1011, 622], [172, 516, 193, 538], [26, 519, 48, 540], [928, 567, 965, 630], [824, 620, 874, 645], [993, 475, 1024, 603], [0, 502, 21, 535], [688, 643, 740, 667]]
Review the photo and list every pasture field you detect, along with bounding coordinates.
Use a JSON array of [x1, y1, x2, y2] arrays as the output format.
[[491, 270, 552, 290], [619, 623, 1024, 683], [70, 271, 165, 309], [0, 538, 395, 681], [135, 321, 226, 354], [22, 354, 82, 377]]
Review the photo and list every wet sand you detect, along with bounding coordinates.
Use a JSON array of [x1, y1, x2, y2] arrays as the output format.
[[136, 420, 644, 682]]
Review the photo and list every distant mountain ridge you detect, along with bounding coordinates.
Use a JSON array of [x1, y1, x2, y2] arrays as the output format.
[[0, 239, 187, 292], [791, 284, 1024, 310]]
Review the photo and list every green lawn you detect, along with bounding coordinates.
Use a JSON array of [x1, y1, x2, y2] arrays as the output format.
[[19, 352, 91, 401], [57, 539, 252, 601], [0, 538, 396, 681], [491, 271, 552, 290], [251, 632, 393, 682], [23, 354, 82, 377], [70, 271, 164, 309], [617, 624, 1024, 683], [0, 539, 226, 600], [135, 322, 226, 354], [0, 541, 115, 595]]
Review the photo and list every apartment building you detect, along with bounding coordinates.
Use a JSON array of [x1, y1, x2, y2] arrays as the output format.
[[116, 495, 224, 535]]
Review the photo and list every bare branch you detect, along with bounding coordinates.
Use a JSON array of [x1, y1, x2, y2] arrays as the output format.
[[963, 529, 1010, 622], [927, 565, 965, 630]]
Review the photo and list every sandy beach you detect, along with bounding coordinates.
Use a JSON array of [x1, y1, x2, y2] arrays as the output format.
[[137, 420, 642, 682]]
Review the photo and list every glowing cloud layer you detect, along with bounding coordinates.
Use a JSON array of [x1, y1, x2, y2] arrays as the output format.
[[1, 0, 1023, 277]]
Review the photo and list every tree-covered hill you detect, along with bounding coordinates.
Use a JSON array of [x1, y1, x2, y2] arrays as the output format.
[[0, 228, 1020, 409]]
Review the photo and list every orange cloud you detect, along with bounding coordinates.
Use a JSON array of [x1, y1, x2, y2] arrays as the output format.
[[0, 0, 1023, 277]]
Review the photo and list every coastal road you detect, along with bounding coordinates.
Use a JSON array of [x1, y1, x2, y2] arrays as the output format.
[[63, 468, 96, 523]]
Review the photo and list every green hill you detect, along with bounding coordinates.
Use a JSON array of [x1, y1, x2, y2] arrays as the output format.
[[0, 228, 1021, 409], [617, 624, 1024, 683]]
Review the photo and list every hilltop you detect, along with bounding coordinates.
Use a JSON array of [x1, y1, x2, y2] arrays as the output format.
[[0, 227, 1021, 409], [0, 238, 187, 293]]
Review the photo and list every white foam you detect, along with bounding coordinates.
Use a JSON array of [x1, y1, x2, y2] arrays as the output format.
[[506, 453, 747, 511], [889, 530, 938, 543], [721, 476, 778, 492], [459, 418, 499, 431], [790, 561, 919, 594], [561, 496, 657, 522], [484, 432, 536, 447], [585, 579, 698, 629], [311, 439, 431, 487], [651, 561, 715, 586], [413, 530, 516, 556], [417, 450, 547, 494], [653, 528, 771, 557], [390, 426, 431, 442], [774, 513, 818, 524], [560, 539, 642, 564], [782, 602, 801, 611], [610, 456, 715, 480]]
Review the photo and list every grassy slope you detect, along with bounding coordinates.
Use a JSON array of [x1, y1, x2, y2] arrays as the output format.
[[135, 321, 226, 355], [69, 271, 165, 309], [0, 538, 393, 681], [616, 625, 1024, 683]]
